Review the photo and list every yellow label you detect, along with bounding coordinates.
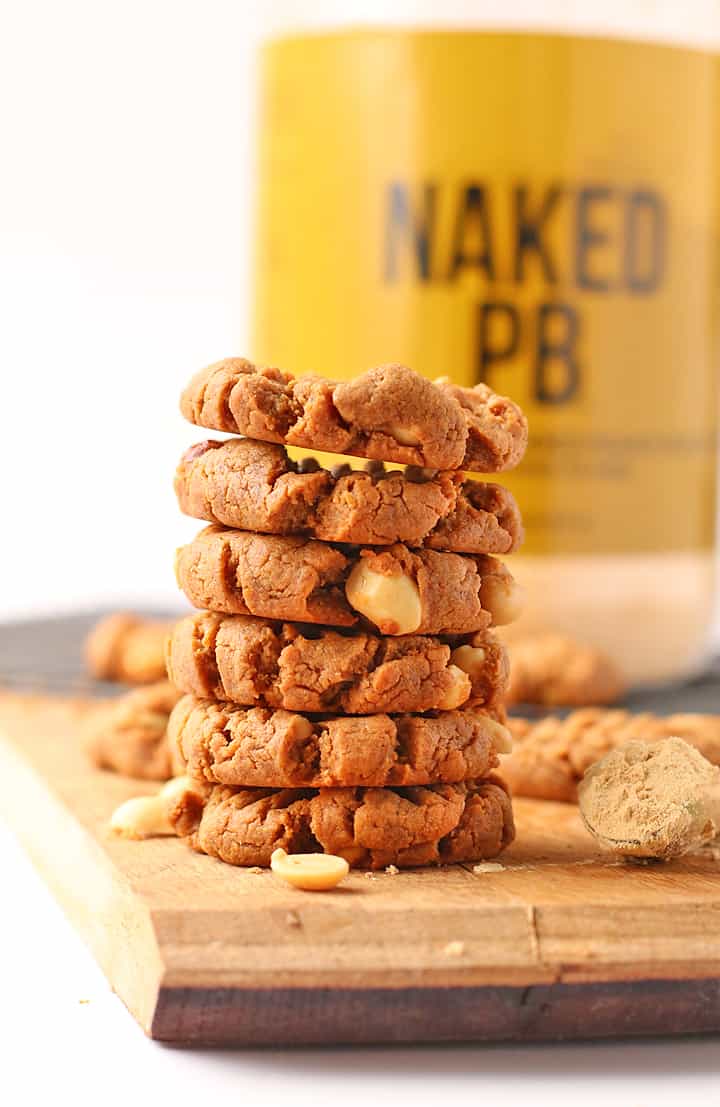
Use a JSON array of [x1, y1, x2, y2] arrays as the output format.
[[254, 31, 719, 554]]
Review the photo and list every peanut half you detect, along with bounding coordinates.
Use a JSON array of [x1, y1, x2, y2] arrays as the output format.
[[110, 775, 191, 840], [270, 848, 349, 891]]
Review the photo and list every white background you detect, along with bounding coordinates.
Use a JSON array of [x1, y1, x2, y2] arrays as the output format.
[[1, 1, 719, 1100]]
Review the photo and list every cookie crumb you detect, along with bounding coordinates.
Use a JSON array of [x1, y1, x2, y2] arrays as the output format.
[[364, 872, 375, 880], [78, 999, 90, 1005], [385, 864, 399, 876], [472, 861, 506, 874], [285, 910, 301, 928], [443, 940, 465, 957], [248, 866, 263, 874]]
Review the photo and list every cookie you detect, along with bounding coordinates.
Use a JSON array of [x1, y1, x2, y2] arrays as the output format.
[[180, 359, 528, 473], [85, 613, 174, 685], [84, 681, 182, 780], [169, 776, 515, 869], [506, 633, 625, 707], [166, 612, 509, 714], [505, 709, 720, 803], [168, 693, 511, 788], [174, 438, 523, 555], [175, 526, 521, 636]]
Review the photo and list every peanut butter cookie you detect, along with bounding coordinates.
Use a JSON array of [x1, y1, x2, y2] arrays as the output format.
[[180, 359, 527, 473], [168, 693, 511, 789], [506, 633, 625, 707], [169, 776, 515, 869], [175, 438, 522, 554], [166, 612, 509, 714], [175, 526, 521, 636]]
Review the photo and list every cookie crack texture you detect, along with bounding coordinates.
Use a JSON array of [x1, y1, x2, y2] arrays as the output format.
[[171, 778, 515, 869], [175, 528, 520, 636], [180, 359, 528, 474], [168, 694, 504, 789], [174, 437, 522, 554], [167, 614, 509, 716]]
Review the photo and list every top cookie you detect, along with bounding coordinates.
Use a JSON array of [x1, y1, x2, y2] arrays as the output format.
[[180, 359, 528, 473]]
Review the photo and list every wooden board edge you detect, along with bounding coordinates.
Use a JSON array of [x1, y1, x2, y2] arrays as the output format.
[[151, 978, 720, 1045], [0, 728, 165, 1035]]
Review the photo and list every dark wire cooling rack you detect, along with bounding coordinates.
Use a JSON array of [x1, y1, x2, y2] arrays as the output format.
[[0, 611, 180, 700]]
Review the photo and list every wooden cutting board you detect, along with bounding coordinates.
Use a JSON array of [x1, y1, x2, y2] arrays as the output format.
[[1, 691, 719, 1046]]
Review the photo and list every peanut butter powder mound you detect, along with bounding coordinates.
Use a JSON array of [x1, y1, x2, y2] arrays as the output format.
[[578, 737, 720, 860]]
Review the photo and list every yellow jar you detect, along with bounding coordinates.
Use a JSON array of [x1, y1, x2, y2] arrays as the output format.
[[253, 4, 719, 685]]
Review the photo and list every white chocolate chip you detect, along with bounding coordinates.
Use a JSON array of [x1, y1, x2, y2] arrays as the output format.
[[110, 795, 174, 840], [483, 716, 513, 755], [480, 574, 524, 626], [388, 423, 421, 447], [270, 848, 349, 891], [438, 664, 472, 710], [345, 560, 422, 634], [288, 715, 314, 742], [450, 645, 487, 681]]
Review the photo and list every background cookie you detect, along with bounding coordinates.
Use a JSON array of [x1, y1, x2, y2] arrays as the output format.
[[506, 633, 625, 707], [174, 437, 523, 554], [175, 526, 522, 636], [180, 359, 528, 473], [85, 612, 174, 684], [170, 776, 515, 869], [166, 612, 509, 715], [168, 693, 511, 788], [84, 681, 181, 780], [504, 708, 720, 803]]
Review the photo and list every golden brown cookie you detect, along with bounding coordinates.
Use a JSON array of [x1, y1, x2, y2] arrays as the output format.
[[168, 693, 511, 789], [175, 526, 521, 636], [85, 613, 174, 684], [505, 708, 720, 803], [506, 634, 625, 707], [84, 681, 182, 780], [169, 776, 515, 869], [180, 359, 528, 473], [174, 438, 523, 555], [166, 612, 509, 715]]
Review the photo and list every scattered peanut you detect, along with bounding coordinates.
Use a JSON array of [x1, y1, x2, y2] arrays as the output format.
[[270, 848, 349, 891], [109, 775, 191, 840]]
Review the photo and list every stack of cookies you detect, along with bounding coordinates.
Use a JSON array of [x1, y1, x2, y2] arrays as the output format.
[[165, 358, 528, 870]]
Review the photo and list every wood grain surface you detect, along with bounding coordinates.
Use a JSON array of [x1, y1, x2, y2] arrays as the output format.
[[1, 692, 719, 1045]]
